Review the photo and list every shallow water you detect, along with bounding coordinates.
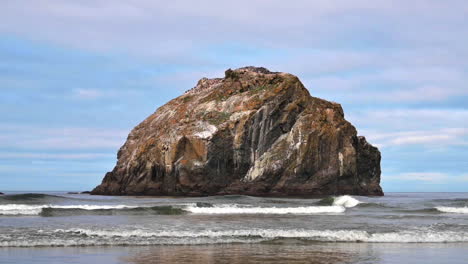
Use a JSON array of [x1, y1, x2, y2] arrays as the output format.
[[0, 192, 467, 263]]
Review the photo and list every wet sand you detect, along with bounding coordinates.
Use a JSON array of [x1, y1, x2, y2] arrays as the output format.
[[1, 242, 467, 264]]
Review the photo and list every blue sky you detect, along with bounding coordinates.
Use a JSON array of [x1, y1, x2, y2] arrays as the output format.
[[0, 0, 467, 192]]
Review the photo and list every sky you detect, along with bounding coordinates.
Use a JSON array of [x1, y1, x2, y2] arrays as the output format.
[[0, 0, 467, 192]]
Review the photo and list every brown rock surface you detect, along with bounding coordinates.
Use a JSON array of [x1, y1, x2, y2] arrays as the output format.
[[92, 67, 383, 196]]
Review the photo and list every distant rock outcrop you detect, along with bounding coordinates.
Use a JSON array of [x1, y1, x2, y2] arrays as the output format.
[[92, 67, 383, 196]]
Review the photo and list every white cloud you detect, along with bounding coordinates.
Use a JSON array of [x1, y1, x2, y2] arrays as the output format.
[[1, 0, 467, 107], [73, 89, 103, 99], [390, 132, 462, 145], [0, 0, 467, 190], [0, 124, 128, 150], [362, 128, 468, 148], [1, 0, 467, 56], [304, 65, 467, 103], [349, 109, 468, 130], [0, 152, 113, 160], [388, 172, 448, 182], [348, 109, 468, 148], [387, 172, 468, 183]]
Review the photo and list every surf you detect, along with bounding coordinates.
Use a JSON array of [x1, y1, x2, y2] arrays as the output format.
[[0, 204, 187, 216], [435, 206, 468, 214], [315, 195, 361, 208], [2, 228, 468, 247], [185, 204, 346, 214]]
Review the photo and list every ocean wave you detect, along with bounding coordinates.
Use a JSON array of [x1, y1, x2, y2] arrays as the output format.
[[185, 204, 346, 214], [2, 228, 468, 247], [42, 205, 186, 217], [396, 208, 441, 214], [0, 237, 258, 247], [0, 204, 186, 216], [433, 198, 468, 203], [0, 204, 140, 216], [0, 203, 348, 216], [332, 195, 360, 208], [356, 203, 394, 209], [435, 206, 468, 214], [75, 228, 468, 242], [50, 228, 468, 242], [0, 193, 65, 203], [316, 195, 361, 208]]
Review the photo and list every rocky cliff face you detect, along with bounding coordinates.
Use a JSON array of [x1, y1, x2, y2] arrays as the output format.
[[92, 67, 383, 196]]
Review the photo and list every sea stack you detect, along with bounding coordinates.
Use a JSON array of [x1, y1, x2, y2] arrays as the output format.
[[92, 67, 383, 196]]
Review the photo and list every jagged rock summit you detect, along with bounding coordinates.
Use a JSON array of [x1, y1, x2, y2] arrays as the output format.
[[92, 66, 383, 196]]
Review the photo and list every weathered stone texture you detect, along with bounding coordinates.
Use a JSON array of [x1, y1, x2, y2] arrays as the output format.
[[92, 67, 383, 196]]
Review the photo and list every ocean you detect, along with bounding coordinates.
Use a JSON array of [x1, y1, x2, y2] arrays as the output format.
[[0, 192, 467, 263]]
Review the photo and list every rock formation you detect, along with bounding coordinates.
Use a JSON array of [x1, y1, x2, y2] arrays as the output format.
[[92, 67, 383, 196]]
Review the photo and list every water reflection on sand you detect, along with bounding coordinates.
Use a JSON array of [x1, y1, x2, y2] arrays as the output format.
[[124, 242, 371, 264]]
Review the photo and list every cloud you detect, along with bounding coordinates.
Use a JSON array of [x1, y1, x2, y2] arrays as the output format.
[[73, 89, 103, 99], [1, 1, 467, 191], [304, 65, 467, 103], [362, 128, 468, 148], [2, 1, 467, 106], [388, 172, 449, 182], [1, 1, 467, 55], [0, 152, 113, 160], [0, 124, 128, 150], [347, 109, 468, 148], [349, 109, 468, 130], [390, 130, 466, 145], [387, 172, 468, 183]]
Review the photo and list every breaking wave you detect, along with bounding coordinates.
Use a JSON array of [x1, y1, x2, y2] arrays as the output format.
[[316, 195, 361, 208], [1, 228, 468, 247], [332, 195, 361, 208], [436, 206, 468, 214], [1, 202, 350, 216], [185, 204, 345, 214], [0, 204, 186, 216], [62, 228, 468, 243]]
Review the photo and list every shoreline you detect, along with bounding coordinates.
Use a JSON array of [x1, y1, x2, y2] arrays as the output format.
[[2, 242, 467, 264]]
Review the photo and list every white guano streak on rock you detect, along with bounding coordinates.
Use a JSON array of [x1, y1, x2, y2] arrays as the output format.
[[194, 122, 218, 139], [244, 117, 306, 182], [243, 159, 265, 182], [339, 152, 344, 176], [243, 131, 293, 182], [229, 110, 253, 122]]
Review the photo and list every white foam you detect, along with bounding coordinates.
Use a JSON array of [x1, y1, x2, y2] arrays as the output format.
[[56, 228, 363, 239], [367, 231, 468, 243], [0, 236, 257, 247], [2, 228, 468, 247], [436, 206, 468, 214], [0, 204, 139, 215], [332, 195, 361, 208], [186, 204, 345, 214], [47, 228, 468, 243], [0, 205, 44, 215]]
